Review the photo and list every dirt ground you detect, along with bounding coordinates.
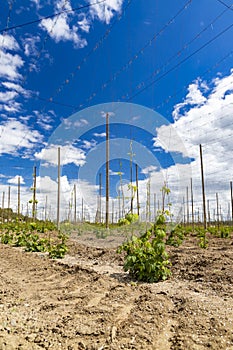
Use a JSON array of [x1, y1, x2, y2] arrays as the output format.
[[0, 230, 233, 350]]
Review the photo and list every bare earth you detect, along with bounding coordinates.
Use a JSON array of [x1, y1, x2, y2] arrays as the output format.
[[0, 231, 233, 350]]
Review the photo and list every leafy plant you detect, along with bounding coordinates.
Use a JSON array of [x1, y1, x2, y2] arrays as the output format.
[[117, 213, 171, 283], [195, 227, 208, 249], [95, 229, 108, 239], [125, 213, 139, 224], [166, 225, 186, 247], [1, 231, 14, 244], [48, 233, 69, 259]]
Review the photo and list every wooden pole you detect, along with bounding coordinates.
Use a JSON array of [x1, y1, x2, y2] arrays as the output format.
[[82, 197, 84, 223], [186, 186, 189, 225], [17, 176, 20, 221], [136, 163, 140, 217], [74, 184, 77, 224], [45, 195, 48, 221], [105, 113, 109, 228], [32, 166, 37, 221], [99, 173, 102, 223], [190, 178, 194, 227], [207, 199, 210, 225], [2, 191, 5, 223], [230, 181, 233, 225], [216, 192, 219, 228], [154, 193, 156, 220], [199, 144, 207, 229], [112, 199, 114, 224], [7, 186, 11, 222], [57, 147, 61, 229]]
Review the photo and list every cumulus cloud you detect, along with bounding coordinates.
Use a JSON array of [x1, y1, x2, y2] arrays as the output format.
[[89, 0, 124, 24], [153, 69, 233, 218], [0, 50, 24, 81], [34, 110, 55, 131], [35, 143, 86, 167], [40, 15, 87, 47], [173, 79, 207, 121], [81, 139, 97, 150], [22, 35, 40, 57], [141, 165, 158, 175], [8, 175, 25, 185], [93, 132, 106, 137], [39, 0, 87, 47], [0, 34, 20, 51], [78, 15, 90, 33], [0, 119, 43, 156]]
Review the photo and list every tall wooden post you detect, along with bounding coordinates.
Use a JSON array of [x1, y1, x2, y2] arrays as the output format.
[[45, 195, 48, 221], [57, 147, 61, 229], [136, 164, 140, 217], [153, 193, 156, 221], [99, 173, 102, 223], [105, 113, 109, 229], [230, 181, 233, 225], [74, 184, 77, 224], [199, 144, 207, 229], [32, 166, 37, 221], [216, 192, 219, 228], [190, 178, 194, 227], [186, 186, 189, 225], [7, 186, 11, 222], [17, 176, 20, 221], [207, 199, 210, 225], [2, 191, 5, 222], [82, 198, 84, 223]]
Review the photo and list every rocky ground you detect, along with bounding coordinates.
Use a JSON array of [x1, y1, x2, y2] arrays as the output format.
[[0, 230, 233, 350]]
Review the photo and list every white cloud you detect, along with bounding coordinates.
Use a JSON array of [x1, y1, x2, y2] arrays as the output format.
[[34, 110, 55, 131], [81, 139, 97, 150], [40, 15, 87, 47], [93, 132, 106, 137], [89, 0, 124, 24], [0, 82, 32, 113], [0, 119, 43, 156], [0, 50, 24, 81], [35, 143, 86, 167], [141, 165, 158, 175], [153, 69, 233, 219], [0, 34, 23, 82], [0, 90, 18, 103], [8, 175, 25, 185], [0, 34, 20, 51], [0, 100, 21, 113], [78, 15, 90, 33], [173, 79, 207, 121], [109, 169, 121, 176], [73, 118, 89, 127], [22, 35, 40, 57], [30, 0, 41, 9]]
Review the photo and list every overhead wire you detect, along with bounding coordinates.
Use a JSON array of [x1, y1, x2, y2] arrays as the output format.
[[62, 1, 229, 112], [41, 0, 133, 110], [0, 0, 107, 34], [13, 0, 133, 151], [3, 1, 233, 184], [153, 50, 233, 113], [10, 0, 133, 112], [215, 0, 233, 10], [72, 0, 193, 110], [124, 19, 233, 104]]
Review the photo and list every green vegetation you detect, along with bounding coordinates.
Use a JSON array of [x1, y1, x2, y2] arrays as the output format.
[[118, 213, 172, 283], [0, 219, 68, 259]]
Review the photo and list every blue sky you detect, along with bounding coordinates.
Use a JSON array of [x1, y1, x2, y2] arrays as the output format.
[[0, 0, 233, 222]]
